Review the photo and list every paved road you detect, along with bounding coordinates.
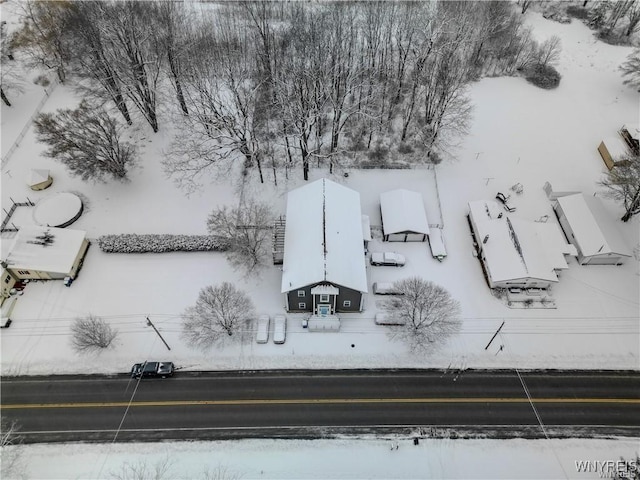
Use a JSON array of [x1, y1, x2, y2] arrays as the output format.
[[2, 370, 638, 443]]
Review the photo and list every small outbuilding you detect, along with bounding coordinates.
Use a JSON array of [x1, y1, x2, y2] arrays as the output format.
[[553, 193, 631, 265], [598, 137, 631, 170], [620, 123, 639, 155], [3, 225, 90, 280], [27, 169, 53, 191], [380, 189, 430, 242]]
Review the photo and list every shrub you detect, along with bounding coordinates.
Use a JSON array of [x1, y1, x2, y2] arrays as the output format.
[[565, 6, 589, 20], [524, 64, 561, 89], [97, 234, 230, 253], [33, 74, 50, 87], [397, 142, 414, 154], [368, 145, 388, 162]]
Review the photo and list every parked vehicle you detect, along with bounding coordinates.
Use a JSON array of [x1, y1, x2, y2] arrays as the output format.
[[131, 361, 174, 378], [495, 192, 516, 212], [370, 252, 406, 267], [256, 315, 270, 344], [273, 315, 287, 344], [372, 282, 403, 295]]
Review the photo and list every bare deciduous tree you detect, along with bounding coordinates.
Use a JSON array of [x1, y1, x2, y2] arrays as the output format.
[[11, 0, 72, 82], [381, 277, 461, 352], [537, 35, 562, 68], [621, 48, 640, 92], [70, 314, 118, 353], [34, 100, 137, 182], [599, 154, 640, 222], [0, 21, 24, 107], [207, 199, 274, 276], [182, 283, 254, 350]]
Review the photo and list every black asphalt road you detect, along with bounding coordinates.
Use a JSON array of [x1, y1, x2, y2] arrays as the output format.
[[2, 369, 638, 443]]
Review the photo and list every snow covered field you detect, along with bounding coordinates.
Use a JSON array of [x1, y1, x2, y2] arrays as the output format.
[[4, 437, 640, 480], [1, 3, 639, 479]]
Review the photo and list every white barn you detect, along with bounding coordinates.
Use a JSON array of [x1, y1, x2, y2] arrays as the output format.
[[468, 200, 572, 289], [281, 179, 368, 315], [553, 193, 631, 265], [380, 189, 430, 242]]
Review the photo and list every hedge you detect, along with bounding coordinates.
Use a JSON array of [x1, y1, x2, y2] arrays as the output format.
[[97, 234, 230, 253]]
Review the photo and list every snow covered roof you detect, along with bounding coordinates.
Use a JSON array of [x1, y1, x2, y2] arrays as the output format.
[[27, 169, 50, 186], [622, 122, 640, 141], [361, 215, 372, 242], [4, 225, 87, 275], [601, 136, 630, 158], [468, 200, 563, 284], [555, 194, 631, 258], [380, 189, 430, 235], [281, 179, 368, 293]]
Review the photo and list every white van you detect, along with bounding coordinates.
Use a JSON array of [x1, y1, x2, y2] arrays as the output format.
[[372, 282, 403, 295]]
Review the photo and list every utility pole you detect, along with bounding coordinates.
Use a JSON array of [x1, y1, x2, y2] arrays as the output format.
[[485, 320, 505, 350], [146, 316, 171, 351]]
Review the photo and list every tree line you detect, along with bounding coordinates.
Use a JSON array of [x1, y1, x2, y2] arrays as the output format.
[[9, 0, 560, 186]]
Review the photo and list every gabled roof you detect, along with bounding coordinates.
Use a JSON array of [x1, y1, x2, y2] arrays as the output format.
[[380, 189, 430, 235], [281, 179, 368, 293], [4, 225, 86, 274], [27, 169, 50, 186], [555, 194, 631, 258], [469, 200, 567, 284]]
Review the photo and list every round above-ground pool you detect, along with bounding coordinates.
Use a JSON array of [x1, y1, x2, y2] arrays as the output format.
[[33, 192, 83, 228]]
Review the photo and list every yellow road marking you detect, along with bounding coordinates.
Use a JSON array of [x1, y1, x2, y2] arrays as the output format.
[[2, 397, 639, 409]]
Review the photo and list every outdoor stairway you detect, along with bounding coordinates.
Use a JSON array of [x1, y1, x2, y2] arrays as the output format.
[[272, 215, 286, 265]]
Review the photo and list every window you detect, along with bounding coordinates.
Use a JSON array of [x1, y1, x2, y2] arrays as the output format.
[[4, 276, 10, 284], [17, 270, 30, 275], [319, 294, 329, 303], [298, 302, 306, 309], [343, 300, 351, 308], [297, 290, 306, 297]]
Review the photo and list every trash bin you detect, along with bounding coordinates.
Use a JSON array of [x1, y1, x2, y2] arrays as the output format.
[[63, 276, 73, 287], [302, 319, 308, 329]]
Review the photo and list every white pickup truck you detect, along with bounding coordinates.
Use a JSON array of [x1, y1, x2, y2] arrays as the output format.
[[370, 252, 406, 267]]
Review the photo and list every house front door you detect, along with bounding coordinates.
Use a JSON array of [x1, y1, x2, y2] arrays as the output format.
[[317, 304, 331, 317]]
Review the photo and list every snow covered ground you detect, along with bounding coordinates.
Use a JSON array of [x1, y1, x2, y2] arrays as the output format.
[[4, 437, 640, 480], [1, 4, 639, 479]]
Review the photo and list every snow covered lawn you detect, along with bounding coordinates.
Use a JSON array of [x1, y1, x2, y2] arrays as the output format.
[[5, 438, 639, 480]]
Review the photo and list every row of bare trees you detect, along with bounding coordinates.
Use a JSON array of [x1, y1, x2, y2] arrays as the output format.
[[12, 1, 549, 186]]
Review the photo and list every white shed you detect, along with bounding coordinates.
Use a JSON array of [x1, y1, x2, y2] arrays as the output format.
[[380, 189, 430, 242], [27, 169, 53, 190], [553, 193, 631, 265]]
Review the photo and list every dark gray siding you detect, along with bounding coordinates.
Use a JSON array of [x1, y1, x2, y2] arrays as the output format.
[[286, 286, 313, 312]]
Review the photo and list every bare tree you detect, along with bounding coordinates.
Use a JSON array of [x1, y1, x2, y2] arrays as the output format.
[[624, 2, 640, 36], [0, 21, 24, 107], [70, 314, 118, 353], [621, 48, 640, 92], [381, 277, 461, 352], [1, 418, 24, 479], [34, 100, 138, 182], [11, 0, 72, 82], [207, 199, 274, 276], [599, 153, 640, 222], [110, 456, 173, 480], [100, 1, 161, 132], [67, 2, 133, 125], [182, 283, 254, 350], [537, 35, 562, 68]]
